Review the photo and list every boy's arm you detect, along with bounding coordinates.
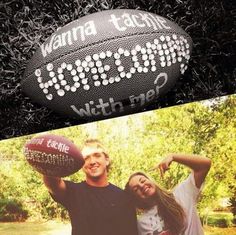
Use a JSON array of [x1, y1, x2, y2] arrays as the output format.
[[43, 175, 67, 199]]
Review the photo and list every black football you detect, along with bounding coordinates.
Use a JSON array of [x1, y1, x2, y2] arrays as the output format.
[[21, 9, 192, 120]]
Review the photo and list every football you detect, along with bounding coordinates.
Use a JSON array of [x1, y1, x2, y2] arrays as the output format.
[[21, 9, 192, 120], [24, 134, 84, 177]]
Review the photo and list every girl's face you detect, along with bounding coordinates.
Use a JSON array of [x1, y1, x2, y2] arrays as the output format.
[[128, 174, 156, 199]]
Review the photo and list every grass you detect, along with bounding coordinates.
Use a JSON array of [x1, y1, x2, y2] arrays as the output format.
[[0, 221, 71, 235], [204, 225, 236, 235], [0, 221, 235, 235]]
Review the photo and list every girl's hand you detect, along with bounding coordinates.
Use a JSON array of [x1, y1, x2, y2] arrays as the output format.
[[151, 155, 174, 178]]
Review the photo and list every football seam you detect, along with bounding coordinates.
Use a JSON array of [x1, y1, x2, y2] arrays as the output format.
[[23, 30, 192, 81]]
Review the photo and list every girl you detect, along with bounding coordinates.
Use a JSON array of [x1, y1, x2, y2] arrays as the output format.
[[125, 154, 211, 235]]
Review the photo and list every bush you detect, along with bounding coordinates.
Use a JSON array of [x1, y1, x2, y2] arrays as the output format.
[[204, 212, 234, 228], [0, 198, 29, 222], [39, 196, 69, 220]]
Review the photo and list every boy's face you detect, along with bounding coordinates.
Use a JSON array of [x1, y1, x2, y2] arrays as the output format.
[[82, 146, 109, 180]]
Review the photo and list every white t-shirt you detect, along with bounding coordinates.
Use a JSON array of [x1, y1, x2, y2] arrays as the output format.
[[137, 173, 204, 235]]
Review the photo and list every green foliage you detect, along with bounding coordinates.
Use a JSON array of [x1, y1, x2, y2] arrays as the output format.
[[194, 97, 236, 213], [0, 198, 28, 222]]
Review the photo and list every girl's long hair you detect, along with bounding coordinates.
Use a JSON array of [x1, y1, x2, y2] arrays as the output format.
[[125, 172, 186, 235]]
